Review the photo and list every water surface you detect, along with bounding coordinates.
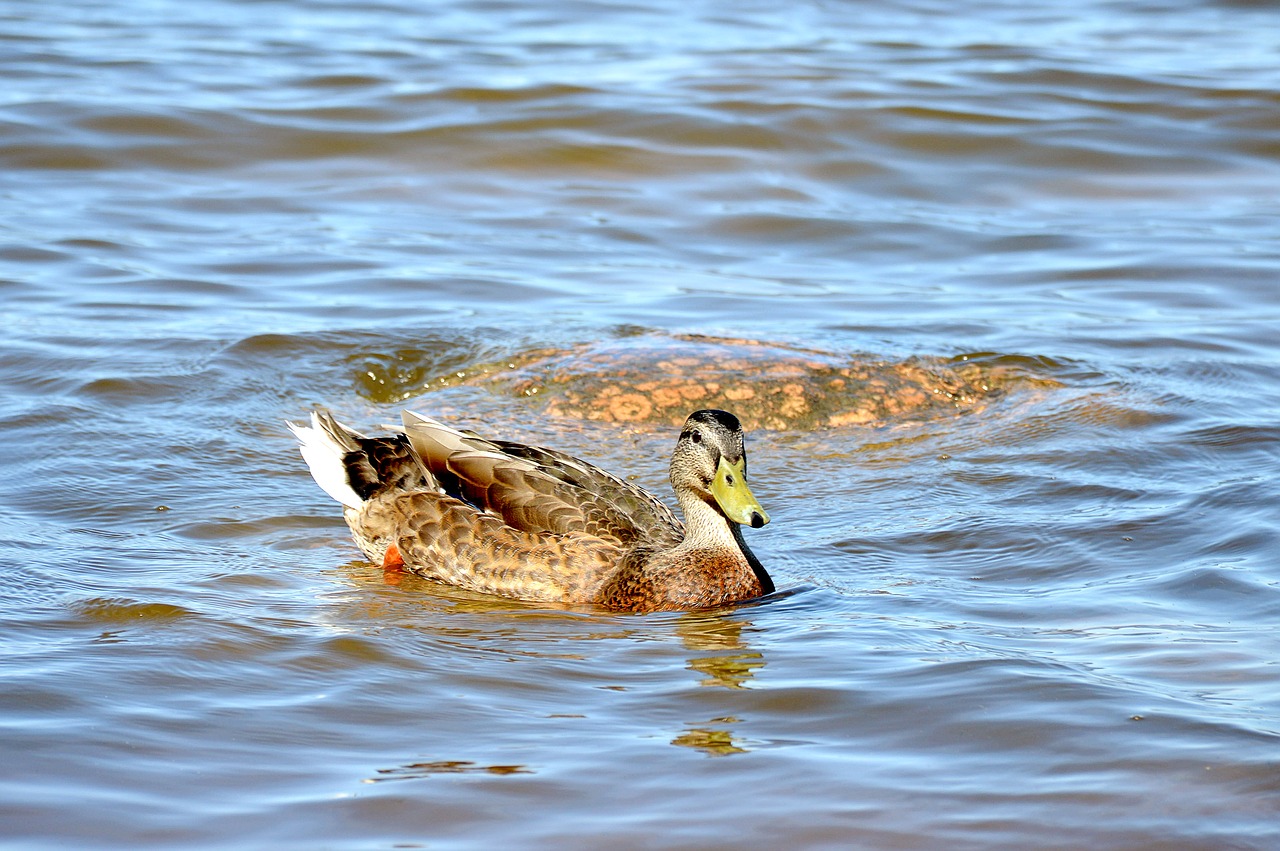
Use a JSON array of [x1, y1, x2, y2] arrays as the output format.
[[2, 0, 1279, 847]]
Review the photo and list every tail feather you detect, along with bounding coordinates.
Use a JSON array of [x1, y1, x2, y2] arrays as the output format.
[[287, 411, 366, 509]]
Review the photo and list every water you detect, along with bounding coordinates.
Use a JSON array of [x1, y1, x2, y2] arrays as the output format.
[[2, 0, 1279, 847]]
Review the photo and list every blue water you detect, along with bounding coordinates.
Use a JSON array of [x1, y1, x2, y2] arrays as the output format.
[[2, 0, 1279, 847]]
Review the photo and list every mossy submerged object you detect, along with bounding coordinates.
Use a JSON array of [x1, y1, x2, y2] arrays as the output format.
[[359, 334, 1035, 430]]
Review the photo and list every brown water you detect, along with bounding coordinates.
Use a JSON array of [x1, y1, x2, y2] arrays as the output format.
[[3, 0, 1280, 848]]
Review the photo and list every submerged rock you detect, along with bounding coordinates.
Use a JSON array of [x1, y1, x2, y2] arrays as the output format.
[[393, 334, 1046, 430]]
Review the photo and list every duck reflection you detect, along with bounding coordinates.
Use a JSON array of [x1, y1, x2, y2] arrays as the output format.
[[669, 610, 765, 756], [335, 562, 770, 761], [366, 760, 532, 782], [671, 722, 749, 756], [676, 610, 766, 690]]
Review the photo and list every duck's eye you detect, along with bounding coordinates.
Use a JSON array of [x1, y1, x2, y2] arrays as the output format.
[[690, 431, 702, 444]]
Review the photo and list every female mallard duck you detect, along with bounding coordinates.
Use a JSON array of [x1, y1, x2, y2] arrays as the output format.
[[289, 409, 772, 612]]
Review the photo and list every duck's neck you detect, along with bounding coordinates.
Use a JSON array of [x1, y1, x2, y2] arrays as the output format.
[[674, 492, 770, 589], [677, 490, 740, 553], [670, 488, 768, 601]]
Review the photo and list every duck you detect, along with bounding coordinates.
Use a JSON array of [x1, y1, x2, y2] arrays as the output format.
[[288, 408, 773, 612]]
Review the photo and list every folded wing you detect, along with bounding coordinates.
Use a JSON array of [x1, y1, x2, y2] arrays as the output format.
[[401, 411, 682, 548]]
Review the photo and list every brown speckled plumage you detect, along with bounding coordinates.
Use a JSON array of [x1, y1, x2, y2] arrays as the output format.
[[290, 409, 773, 612]]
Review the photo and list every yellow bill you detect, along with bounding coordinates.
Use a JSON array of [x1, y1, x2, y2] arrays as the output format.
[[710, 457, 769, 528]]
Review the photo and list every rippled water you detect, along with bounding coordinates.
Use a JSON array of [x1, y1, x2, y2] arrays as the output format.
[[3, 0, 1279, 847]]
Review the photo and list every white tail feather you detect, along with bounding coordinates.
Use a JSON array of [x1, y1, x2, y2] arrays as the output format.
[[287, 413, 364, 509]]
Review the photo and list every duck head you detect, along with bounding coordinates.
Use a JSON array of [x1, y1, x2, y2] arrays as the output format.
[[671, 409, 769, 529]]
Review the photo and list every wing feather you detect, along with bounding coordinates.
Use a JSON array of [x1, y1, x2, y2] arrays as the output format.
[[401, 411, 682, 547]]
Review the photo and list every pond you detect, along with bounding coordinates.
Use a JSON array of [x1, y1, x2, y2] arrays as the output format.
[[2, 0, 1279, 847]]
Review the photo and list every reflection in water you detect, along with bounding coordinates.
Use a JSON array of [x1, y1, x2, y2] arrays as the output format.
[[367, 760, 533, 782], [671, 613, 766, 755], [677, 612, 766, 690], [685, 652, 766, 691], [671, 720, 749, 757], [333, 575, 770, 760]]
